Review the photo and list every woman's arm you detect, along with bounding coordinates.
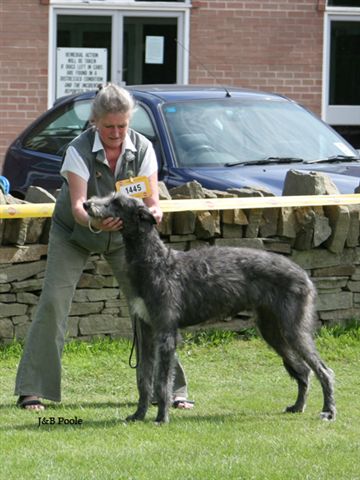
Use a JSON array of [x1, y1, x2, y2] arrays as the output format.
[[67, 172, 122, 232], [143, 171, 163, 224]]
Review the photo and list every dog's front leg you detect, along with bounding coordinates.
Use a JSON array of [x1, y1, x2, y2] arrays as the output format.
[[153, 328, 177, 424], [126, 318, 155, 422]]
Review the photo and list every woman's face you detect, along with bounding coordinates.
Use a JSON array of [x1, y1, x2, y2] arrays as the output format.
[[96, 111, 131, 150]]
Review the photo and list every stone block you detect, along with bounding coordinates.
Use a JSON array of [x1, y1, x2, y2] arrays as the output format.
[[169, 180, 205, 199], [67, 316, 79, 337], [0, 293, 16, 302], [244, 209, 263, 238], [282, 170, 340, 196], [77, 273, 107, 289], [259, 208, 279, 237], [316, 292, 353, 311], [292, 247, 357, 270], [12, 315, 29, 325], [158, 181, 171, 200], [313, 264, 356, 277], [195, 211, 220, 239], [169, 234, 197, 242], [319, 308, 360, 324], [69, 301, 104, 316], [14, 321, 30, 340], [0, 245, 48, 264], [0, 260, 46, 284], [172, 211, 196, 234], [222, 209, 248, 225], [214, 238, 264, 249], [157, 212, 173, 236], [346, 281, 360, 292], [222, 224, 243, 238], [227, 186, 273, 197], [278, 207, 297, 238], [12, 278, 44, 292], [312, 277, 348, 290], [0, 318, 14, 339], [346, 205, 360, 248], [324, 205, 350, 253], [263, 239, 292, 254], [0, 303, 27, 318], [79, 314, 127, 335], [73, 288, 119, 303]]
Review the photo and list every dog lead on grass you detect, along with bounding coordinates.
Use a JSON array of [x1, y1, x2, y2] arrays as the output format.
[[84, 192, 336, 424]]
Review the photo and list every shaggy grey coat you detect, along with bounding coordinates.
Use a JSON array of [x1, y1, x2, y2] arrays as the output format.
[[84, 192, 336, 424]]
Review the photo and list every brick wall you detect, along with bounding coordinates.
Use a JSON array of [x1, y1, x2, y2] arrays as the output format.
[[0, 0, 49, 168], [189, 0, 324, 114], [0, 1, 325, 170]]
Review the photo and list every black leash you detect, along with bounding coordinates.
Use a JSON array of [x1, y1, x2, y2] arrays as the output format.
[[128, 320, 139, 369]]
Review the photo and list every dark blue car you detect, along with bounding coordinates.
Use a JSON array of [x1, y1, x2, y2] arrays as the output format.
[[2, 85, 360, 198]]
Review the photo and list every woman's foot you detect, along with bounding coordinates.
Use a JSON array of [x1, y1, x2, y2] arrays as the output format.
[[17, 395, 45, 411], [172, 397, 195, 409]]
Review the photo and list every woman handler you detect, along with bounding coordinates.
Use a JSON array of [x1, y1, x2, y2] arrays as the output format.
[[15, 83, 193, 411]]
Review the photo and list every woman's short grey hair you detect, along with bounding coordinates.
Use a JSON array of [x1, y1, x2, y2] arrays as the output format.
[[91, 83, 135, 121]]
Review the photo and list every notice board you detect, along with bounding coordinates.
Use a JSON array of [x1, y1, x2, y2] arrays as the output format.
[[56, 48, 107, 98]]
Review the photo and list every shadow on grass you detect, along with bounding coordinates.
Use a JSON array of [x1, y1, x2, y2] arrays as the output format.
[[0, 400, 137, 410]]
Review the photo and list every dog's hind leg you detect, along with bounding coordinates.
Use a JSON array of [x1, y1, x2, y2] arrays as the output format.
[[282, 360, 311, 413], [256, 308, 311, 414], [153, 328, 178, 424], [276, 301, 336, 421], [292, 337, 336, 421], [126, 318, 155, 422]]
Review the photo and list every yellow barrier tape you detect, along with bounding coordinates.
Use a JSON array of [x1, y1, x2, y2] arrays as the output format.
[[0, 203, 56, 219], [1, 194, 360, 219]]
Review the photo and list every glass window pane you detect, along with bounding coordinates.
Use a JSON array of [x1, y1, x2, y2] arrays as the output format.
[[23, 100, 92, 156], [329, 21, 360, 105], [328, 1, 360, 6], [57, 15, 112, 80]]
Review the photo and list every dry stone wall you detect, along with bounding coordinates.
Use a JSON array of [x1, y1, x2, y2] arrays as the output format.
[[1, 170, 360, 343]]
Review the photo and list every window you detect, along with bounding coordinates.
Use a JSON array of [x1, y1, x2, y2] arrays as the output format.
[[23, 100, 92, 156], [328, 1, 360, 6], [323, 10, 360, 146], [329, 21, 360, 106]]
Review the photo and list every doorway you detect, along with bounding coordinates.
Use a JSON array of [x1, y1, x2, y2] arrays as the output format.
[[53, 9, 185, 102], [123, 17, 177, 85]]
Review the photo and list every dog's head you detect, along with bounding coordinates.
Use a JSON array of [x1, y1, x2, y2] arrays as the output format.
[[83, 192, 156, 235]]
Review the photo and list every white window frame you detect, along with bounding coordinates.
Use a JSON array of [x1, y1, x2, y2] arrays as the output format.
[[48, 1, 191, 107], [322, 8, 360, 125]]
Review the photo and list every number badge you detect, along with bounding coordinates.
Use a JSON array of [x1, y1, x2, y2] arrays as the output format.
[[115, 176, 151, 198]]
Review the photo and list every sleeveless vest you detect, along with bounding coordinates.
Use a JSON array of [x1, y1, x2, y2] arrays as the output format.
[[53, 127, 150, 253]]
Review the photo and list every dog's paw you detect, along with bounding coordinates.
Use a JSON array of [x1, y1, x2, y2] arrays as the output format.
[[320, 409, 336, 421], [126, 412, 145, 422], [284, 404, 305, 414], [154, 414, 169, 425]]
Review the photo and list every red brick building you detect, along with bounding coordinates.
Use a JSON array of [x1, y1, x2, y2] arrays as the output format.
[[0, 0, 359, 170]]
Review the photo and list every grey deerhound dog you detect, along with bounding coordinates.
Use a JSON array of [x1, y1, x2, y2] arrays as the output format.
[[84, 192, 336, 424]]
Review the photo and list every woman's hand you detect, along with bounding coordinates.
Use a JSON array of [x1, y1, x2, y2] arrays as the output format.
[[89, 216, 123, 232], [148, 205, 163, 224]]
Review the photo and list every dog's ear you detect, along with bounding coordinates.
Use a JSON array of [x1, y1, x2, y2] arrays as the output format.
[[138, 205, 157, 225]]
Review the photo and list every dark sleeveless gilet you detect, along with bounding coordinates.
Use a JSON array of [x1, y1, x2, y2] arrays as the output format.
[[53, 127, 149, 252]]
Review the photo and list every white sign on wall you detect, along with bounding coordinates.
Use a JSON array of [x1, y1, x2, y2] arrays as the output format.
[[145, 36, 164, 64], [56, 48, 107, 98]]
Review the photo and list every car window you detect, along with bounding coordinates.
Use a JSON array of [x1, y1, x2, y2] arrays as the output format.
[[23, 99, 92, 156], [130, 105, 155, 140]]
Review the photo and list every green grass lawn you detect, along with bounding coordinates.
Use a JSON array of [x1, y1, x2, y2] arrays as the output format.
[[0, 326, 359, 480]]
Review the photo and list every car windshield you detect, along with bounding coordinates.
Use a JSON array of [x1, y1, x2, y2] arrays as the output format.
[[162, 98, 358, 167]]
